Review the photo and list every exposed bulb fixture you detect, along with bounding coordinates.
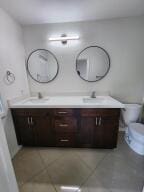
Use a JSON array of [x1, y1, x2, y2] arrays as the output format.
[[49, 34, 79, 44]]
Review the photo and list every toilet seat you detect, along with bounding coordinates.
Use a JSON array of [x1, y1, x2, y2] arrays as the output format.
[[128, 123, 144, 144]]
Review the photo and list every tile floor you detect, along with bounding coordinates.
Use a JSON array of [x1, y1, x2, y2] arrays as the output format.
[[12, 133, 144, 192]]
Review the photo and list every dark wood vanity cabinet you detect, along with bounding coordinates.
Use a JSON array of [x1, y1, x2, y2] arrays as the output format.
[[11, 109, 54, 146], [11, 108, 120, 148], [80, 109, 120, 148], [13, 115, 35, 146]]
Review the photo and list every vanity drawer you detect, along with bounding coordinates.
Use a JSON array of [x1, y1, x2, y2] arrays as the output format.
[[54, 109, 74, 116], [56, 133, 76, 147], [80, 109, 120, 117], [54, 117, 77, 132]]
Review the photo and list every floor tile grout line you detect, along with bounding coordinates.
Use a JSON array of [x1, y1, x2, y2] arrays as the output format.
[[74, 152, 95, 171], [14, 147, 115, 190], [16, 148, 50, 189], [77, 146, 129, 192], [14, 133, 142, 192], [14, 135, 123, 190], [37, 149, 96, 192], [37, 148, 72, 168], [77, 154, 109, 192], [44, 169, 58, 192], [40, 154, 63, 167], [13, 148, 47, 189], [76, 150, 112, 191], [16, 148, 79, 191], [19, 166, 46, 189], [43, 151, 93, 192], [37, 148, 112, 192], [74, 150, 110, 171], [37, 149, 58, 192], [37, 149, 86, 169]]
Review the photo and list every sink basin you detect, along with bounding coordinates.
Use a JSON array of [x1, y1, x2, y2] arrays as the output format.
[[83, 97, 105, 103], [22, 98, 49, 104]]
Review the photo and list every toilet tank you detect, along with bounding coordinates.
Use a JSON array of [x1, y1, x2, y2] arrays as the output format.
[[122, 104, 142, 125]]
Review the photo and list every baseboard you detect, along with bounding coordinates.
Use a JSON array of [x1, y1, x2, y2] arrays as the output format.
[[11, 145, 22, 159]]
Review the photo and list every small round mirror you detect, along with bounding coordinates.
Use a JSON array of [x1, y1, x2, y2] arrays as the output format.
[[76, 46, 110, 82], [27, 49, 59, 83]]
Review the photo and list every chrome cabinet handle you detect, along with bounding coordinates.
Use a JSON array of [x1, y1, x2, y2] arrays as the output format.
[[96, 117, 98, 126], [27, 117, 33, 125], [59, 124, 68, 127], [99, 117, 102, 126], [27, 117, 30, 125], [60, 139, 69, 142], [58, 112, 68, 114], [31, 117, 33, 125]]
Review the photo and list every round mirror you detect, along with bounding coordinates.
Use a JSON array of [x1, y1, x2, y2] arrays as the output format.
[[27, 49, 59, 83], [76, 46, 110, 82]]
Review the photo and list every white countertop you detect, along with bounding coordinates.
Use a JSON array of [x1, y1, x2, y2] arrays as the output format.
[[9, 96, 124, 108]]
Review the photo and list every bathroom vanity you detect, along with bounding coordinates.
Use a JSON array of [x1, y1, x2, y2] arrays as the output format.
[[10, 96, 124, 149]]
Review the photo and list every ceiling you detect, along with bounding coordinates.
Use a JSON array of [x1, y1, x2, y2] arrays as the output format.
[[0, 0, 144, 25]]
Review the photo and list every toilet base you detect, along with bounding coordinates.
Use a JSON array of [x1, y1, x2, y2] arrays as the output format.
[[125, 128, 144, 155]]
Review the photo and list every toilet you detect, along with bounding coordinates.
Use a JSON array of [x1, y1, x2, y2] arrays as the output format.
[[121, 104, 144, 155]]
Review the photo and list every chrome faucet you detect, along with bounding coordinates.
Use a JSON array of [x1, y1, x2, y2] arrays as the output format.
[[38, 92, 43, 99], [91, 91, 96, 98]]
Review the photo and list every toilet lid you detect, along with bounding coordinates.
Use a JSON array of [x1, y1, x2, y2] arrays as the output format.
[[129, 123, 144, 135]]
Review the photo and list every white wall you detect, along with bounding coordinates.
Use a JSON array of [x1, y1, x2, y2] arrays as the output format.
[[0, 8, 30, 157], [23, 16, 144, 103]]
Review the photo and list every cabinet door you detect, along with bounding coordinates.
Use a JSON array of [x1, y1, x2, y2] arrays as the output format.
[[32, 116, 54, 146], [93, 115, 119, 148], [14, 116, 35, 146], [81, 115, 119, 148], [80, 117, 94, 147]]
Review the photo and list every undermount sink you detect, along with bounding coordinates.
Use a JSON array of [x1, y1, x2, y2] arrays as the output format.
[[83, 97, 105, 103], [22, 98, 49, 104]]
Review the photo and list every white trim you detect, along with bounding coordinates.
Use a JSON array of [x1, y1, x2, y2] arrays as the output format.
[[0, 119, 19, 192]]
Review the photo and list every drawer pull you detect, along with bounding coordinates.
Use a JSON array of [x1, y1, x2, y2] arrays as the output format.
[[59, 124, 68, 127], [60, 139, 69, 142], [58, 112, 68, 114]]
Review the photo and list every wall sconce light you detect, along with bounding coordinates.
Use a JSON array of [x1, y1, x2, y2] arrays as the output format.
[[49, 34, 80, 44]]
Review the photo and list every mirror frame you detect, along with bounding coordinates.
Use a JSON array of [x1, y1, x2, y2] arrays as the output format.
[[27, 49, 59, 83], [76, 46, 110, 82]]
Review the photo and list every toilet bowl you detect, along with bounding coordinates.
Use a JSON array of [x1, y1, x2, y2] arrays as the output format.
[[121, 104, 144, 155], [125, 123, 144, 155]]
